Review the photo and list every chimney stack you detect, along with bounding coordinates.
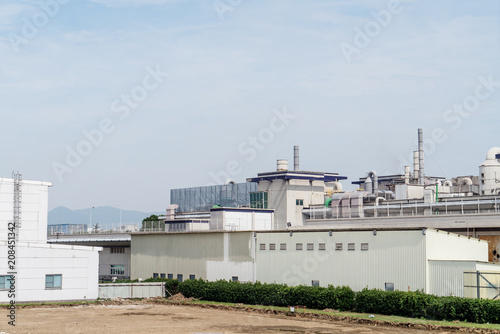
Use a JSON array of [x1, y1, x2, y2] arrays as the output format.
[[418, 128, 424, 185], [294, 145, 299, 171]]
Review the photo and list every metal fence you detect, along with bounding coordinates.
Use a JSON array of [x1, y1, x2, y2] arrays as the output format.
[[464, 271, 500, 299], [171, 183, 257, 212]]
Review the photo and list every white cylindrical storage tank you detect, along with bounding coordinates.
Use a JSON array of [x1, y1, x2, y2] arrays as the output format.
[[479, 147, 500, 195], [277, 159, 288, 171]]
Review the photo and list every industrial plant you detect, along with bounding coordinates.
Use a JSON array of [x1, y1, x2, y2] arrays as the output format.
[[5, 128, 500, 302]]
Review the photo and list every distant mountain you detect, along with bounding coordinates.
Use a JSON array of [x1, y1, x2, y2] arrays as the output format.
[[48, 206, 162, 229]]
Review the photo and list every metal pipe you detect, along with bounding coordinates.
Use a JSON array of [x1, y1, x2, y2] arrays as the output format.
[[418, 128, 424, 185], [294, 145, 299, 171], [368, 170, 378, 194]]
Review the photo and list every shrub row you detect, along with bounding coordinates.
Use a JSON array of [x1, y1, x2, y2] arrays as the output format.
[[355, 288, 500, 324], [177, 279, 355, 311], [111, 278, 500, 324]]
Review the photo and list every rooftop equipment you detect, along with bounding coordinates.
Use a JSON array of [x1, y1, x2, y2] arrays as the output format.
[[479, 147, 500, 195]]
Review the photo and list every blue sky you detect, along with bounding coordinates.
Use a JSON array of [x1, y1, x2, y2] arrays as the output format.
[[1, 0, 499, 212]]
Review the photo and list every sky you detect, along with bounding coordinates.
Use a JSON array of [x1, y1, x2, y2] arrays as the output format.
[[1, 0, 499, 212]]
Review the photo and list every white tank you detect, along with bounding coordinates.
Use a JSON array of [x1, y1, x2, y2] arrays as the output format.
[[277, 159, 288, 171], [479, 147, 500, 195]]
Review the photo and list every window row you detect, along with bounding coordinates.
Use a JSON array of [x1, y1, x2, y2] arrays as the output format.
[[152, 273, 195, 282], [1, 275, 62, 290], [151, 274, 239, 282], [259, 242, 369, 251], [110, 247, 126, 254]]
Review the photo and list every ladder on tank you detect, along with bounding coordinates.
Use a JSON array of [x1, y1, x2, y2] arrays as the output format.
[[12, 171, 22, 231]]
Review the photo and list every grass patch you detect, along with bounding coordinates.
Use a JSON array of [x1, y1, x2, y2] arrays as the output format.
[[169, 299, 500, 331]]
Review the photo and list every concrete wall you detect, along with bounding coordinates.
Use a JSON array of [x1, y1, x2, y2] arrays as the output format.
[[0, 242, 101, 303], [258, 179, 325, 229], [131, 232, 255, 282]]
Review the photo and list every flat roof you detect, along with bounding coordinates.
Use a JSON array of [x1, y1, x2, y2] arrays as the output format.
[[247, 170, 347, 183]]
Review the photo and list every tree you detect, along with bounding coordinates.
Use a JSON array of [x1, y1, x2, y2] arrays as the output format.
[[140, 214, 164, 231]]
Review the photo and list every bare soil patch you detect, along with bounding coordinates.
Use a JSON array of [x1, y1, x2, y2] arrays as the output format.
[[1, 300, 497, 334]]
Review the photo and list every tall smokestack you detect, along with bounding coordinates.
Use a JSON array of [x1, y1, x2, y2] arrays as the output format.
[[294, 145, 299, 171], [418, 128, 424, 185]]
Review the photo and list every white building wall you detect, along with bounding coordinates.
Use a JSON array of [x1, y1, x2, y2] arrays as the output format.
[[428, 260, 477, 297], [0, 242, 101, 302], [99, 247, 131, 279], [256, 230, 427, 292], [131, 232, 255, 282], [209, 210, 273, 231], [424, 229, 488, 293], [425, 229, 488, 262], [259, 178, 326, 229]]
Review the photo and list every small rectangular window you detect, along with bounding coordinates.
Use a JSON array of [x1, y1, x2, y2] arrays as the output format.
[[312, 280, 320, 287], [296, 199, 304, 206], [335, 243, 343, 251], [385, 283, 394, 291], [153, 273, 159, 279], [269, 243, 276, 250], [348, 243, 355, 251], [361, 243, 369, 251], [280, 243, 287, 250], [232, 276, 238, 282], [319, 243, 326, 251], [167, 274, 173, 279], [260, 243, 266, 250], [111, 265, 125, 275], [111, 247, 125, 254], [189, 274, 195, 280], [296, 243, 303, 250], [0, 276, 13, 290], [160, 273, 166, 278], [45, 274, 62, 289], [307, 243, 314, 251], [177, 274, 183, 282]]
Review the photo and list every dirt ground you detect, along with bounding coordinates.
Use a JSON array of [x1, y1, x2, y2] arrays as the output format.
[[0, 301, 494, 334]]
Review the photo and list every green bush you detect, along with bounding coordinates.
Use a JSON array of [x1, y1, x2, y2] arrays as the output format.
[[355, 288, 500, 324], [176, 279, 354, 311], [115, 277, 500, 324]]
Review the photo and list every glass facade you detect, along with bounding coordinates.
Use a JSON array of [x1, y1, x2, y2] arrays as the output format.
[[171, 182, 257, 212], [250, 191, 268, 209]]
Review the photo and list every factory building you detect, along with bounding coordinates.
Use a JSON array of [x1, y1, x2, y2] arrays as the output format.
[[0, 174, 101, 302], [130, 228, 499, 298]]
